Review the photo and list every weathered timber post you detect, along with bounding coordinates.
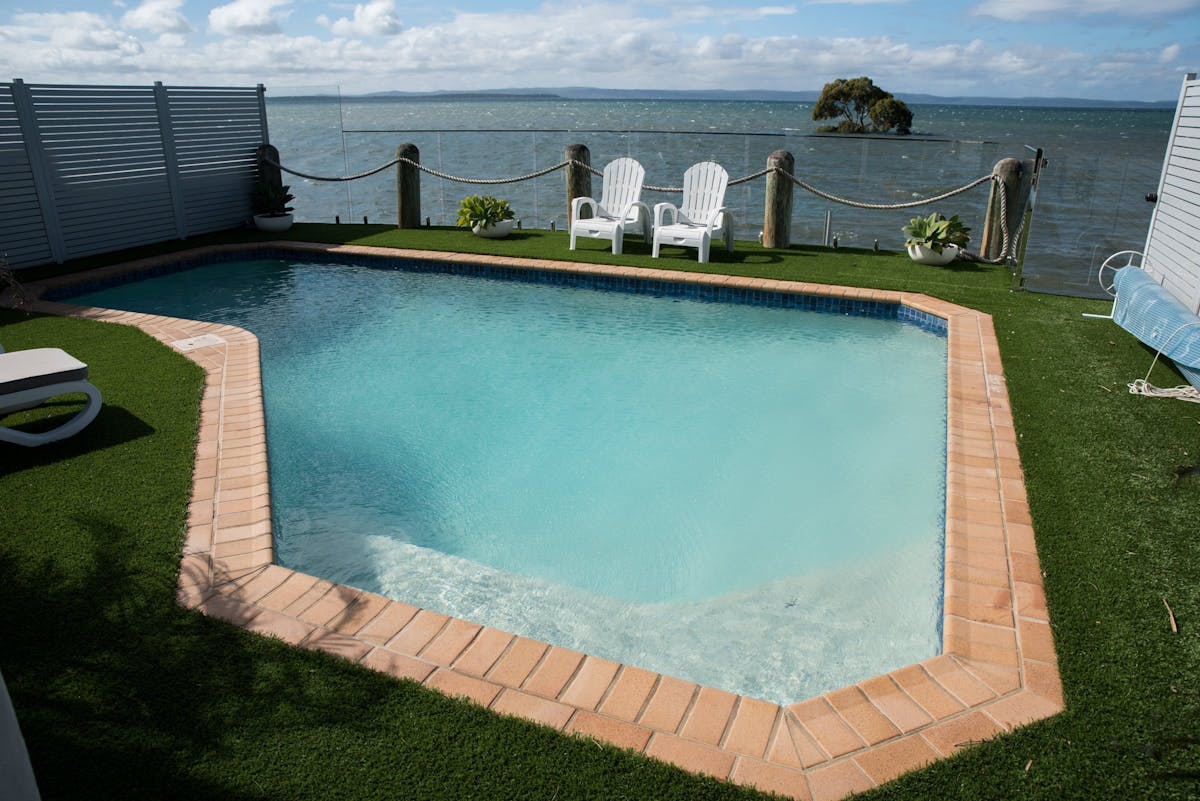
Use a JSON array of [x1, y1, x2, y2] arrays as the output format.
[[256, 143, 283, 191], [397, 143, 421, 228], [565, 144, 591, 225], [762, 150, 794, 249], [981, 157, 1032, 262]]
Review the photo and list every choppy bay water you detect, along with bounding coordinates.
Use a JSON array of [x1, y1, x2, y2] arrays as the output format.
[[266, 94, 1173, 296]]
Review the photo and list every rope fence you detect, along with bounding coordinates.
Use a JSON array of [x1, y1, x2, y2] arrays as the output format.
[[262, 151, 1023, 261]]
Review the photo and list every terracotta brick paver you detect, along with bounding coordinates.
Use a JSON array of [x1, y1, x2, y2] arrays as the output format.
[[27, 244, 1064, 800]]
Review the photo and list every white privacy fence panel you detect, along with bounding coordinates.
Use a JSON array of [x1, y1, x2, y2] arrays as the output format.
[[1145, 74, 1200, 314], [0, 80, 266, 269]]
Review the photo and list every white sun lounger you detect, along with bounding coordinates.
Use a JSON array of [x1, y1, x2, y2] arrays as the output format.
[[0, 345, 102, 447]]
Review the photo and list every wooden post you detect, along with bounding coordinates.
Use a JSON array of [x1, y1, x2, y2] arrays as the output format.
[[565, 144, 591, 225], [981, 157, 1031, 262], [396, 143, 421, 229], [762, 150, 794, 249], [256, 143, 283, 190]]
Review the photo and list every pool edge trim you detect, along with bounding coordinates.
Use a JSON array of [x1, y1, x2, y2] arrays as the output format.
[[25, 242, 1063, 801]]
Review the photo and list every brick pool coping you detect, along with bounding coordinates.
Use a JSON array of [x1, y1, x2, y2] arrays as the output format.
[[27, 242, 1062, 801]]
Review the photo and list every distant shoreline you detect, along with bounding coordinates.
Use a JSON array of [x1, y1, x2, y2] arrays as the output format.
[[327, 86, 1176, 110]]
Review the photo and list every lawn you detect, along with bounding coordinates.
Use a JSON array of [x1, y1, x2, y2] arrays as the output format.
[[2, 225, 1198, 799]]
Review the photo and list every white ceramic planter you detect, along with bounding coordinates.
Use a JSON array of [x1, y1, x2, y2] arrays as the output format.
[[472, 219, 515, 239], [906, 242, 959, 266], [253, 213, 294, 232]]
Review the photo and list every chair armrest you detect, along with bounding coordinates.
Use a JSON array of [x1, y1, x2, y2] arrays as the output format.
[[704, 207, 730, 233], [654, 202, 678, 228], [621, 200, 650, 223], [571, 196, 598, 221]]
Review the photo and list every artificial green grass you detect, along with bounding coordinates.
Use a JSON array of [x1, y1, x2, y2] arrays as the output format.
[[3, 227, 1199, 799]]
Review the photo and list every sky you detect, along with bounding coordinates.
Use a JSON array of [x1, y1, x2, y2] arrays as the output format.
[[0, 0, 1197, 101]]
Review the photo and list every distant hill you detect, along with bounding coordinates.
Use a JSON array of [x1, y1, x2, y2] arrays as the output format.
[[362, 86, 1176, 109]]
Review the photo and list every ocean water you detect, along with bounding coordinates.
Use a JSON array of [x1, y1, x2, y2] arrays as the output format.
[[71, 257, 946, 703], [265, 94, 1173, 297]]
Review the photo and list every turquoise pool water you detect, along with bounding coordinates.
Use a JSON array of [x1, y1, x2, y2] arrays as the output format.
[[73, 258, 947, 703]]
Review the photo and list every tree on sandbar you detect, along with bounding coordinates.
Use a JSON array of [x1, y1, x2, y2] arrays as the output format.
[[812, 77, 913, 135]]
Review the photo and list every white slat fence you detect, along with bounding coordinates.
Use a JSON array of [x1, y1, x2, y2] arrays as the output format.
[[1145, 73, 1200, 314], [0, 80, 267, 269]]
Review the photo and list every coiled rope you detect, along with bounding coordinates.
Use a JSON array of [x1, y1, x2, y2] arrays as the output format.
[[1127, 320, 1200, 403], [263, 153, 1019, 260]]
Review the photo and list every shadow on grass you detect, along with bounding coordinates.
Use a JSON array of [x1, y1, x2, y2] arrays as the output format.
[[0, 405, 155, 477]]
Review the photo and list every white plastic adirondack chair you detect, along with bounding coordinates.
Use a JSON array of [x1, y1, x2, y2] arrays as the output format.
[[569, 158, 650, 255], [652, 162, 733, 263]]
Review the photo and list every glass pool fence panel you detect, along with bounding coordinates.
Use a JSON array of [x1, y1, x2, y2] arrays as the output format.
[[1020, 142, 1162, 298], [266, 97, 1171, 298], [264, 89, 355, 224]]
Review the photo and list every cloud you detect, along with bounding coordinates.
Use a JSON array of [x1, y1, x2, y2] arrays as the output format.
[[972, 0, 1200, 22], [121, 0, 193, 34], [209, 0, 292, 36], [6, 11, 143, 55], [318, 0, 402, 37], [0, 2, 1188, 100]]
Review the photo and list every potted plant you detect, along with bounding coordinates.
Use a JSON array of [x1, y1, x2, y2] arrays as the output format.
[[902, 212, 970, 265], [252, 179, 295, 232], [457, 195, 516, 239]]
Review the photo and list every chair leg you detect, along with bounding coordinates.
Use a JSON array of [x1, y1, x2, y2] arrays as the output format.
[[612, 227, 624, 255], [0, 381, 102, 447], [652, 234, 661, 258], [698, 233, 711, 263], [569, 228, 577, 251]]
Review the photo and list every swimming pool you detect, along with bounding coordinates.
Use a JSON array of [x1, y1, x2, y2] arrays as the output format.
[[72, 256, 948, 703]]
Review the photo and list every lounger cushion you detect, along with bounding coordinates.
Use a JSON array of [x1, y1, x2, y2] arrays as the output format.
[[0, 348, 90, 395]]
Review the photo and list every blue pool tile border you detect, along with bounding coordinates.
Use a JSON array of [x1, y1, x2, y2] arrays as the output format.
[[45, 245, 949, 337]]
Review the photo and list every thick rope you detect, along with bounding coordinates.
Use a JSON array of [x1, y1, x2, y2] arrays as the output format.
[[399, 157, 573, 185], [779, 169, 993, 210], [267, 154, 401, 182], [264, 152, 1020, 260]]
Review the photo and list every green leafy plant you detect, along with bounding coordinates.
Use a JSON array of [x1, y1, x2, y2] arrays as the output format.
[[457, 195, 515, 230], [902, 212, 971, 254], [252, 179, 295, 217]]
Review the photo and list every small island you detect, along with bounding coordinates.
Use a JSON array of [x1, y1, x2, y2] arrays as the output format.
[[812, 76, 913, 135]]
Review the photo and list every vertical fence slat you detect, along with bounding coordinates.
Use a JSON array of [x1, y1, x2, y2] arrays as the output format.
[[10, 79, 66, 264], [154, 81, 188, 240]]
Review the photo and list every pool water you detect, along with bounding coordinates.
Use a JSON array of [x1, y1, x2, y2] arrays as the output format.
[[74, 258, 947, 703]]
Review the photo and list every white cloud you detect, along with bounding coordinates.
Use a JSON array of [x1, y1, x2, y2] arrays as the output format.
[[972, 0, 1200, 22], [0, 2, 1189, 100], [121, 0, 192, 34], [7, 11, 143, 55], [318, 0, 402, 37], [209, 0, 292, 36]]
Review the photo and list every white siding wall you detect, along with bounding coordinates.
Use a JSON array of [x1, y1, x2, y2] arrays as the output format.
[[1, 81, 266, 269], [1145, 75, 1200, 314]]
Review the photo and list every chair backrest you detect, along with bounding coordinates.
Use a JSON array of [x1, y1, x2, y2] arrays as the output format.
[[598, 158, 645, 215], [678, 162, 728, 224]]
